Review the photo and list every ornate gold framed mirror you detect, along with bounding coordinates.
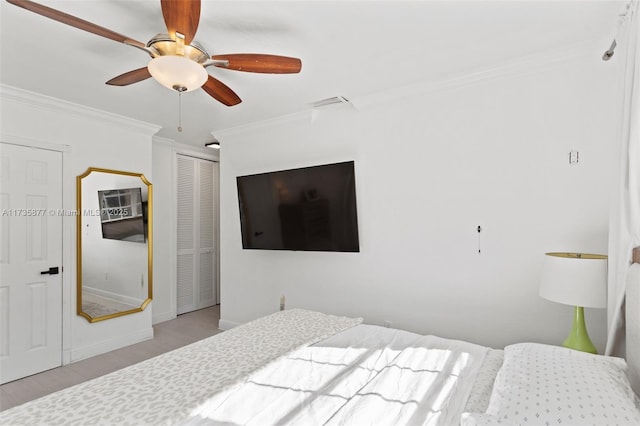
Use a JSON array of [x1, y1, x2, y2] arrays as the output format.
[[76, 167, 152, 323]]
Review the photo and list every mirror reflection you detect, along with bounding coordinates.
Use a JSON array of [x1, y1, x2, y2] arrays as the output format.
[[77, 167, 152, 323]]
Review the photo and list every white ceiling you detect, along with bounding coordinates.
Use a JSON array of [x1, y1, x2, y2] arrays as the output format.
[[0, 0, 628, 147]]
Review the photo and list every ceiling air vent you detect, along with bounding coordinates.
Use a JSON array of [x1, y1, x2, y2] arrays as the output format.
[[310, 96, 350, 108]]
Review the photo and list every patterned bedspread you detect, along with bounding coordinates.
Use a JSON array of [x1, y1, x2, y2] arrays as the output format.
[[0, 309, 362, 426], [182, 324, 489, 426]]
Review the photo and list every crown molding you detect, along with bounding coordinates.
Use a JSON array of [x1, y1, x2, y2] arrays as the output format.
[[350, 38, 603, 111], [174, 140, 219, 161], [152, 135, 218, 160], [215, 37, 607, 138], [214, 109, 314, 139], [152, 135, 175, 147], [0, 84, 161, 136]]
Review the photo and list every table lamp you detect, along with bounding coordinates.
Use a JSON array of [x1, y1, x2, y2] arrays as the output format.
[[539, 252, 608, 354]]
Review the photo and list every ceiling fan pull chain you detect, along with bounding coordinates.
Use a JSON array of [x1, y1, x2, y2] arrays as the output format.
[[177, 91, 183, 132]]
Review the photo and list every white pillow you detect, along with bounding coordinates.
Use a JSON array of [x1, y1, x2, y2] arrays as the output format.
[[477, 342, 640, 425], [461, 412, 501, 425], [464, 349, 505, 413]]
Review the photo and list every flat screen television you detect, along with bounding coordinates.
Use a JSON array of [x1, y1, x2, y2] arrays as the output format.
[[236, 161, 359, 252], [98, 187, 146, 243]]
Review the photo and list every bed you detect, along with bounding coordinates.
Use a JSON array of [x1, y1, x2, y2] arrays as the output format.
[[1, 252, 639, 426]]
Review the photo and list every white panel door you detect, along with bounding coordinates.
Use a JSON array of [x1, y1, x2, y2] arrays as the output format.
[[0, 143, 63, 384], [176, 155, 218, 315]]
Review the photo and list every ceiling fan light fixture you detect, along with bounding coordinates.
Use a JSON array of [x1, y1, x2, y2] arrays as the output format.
[[148, 56, 208, 92], [6, 1, 300, 108], [147, 34, 210, 62]]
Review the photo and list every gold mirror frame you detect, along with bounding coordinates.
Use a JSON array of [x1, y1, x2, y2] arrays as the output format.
[[76, 167, 153, 323]]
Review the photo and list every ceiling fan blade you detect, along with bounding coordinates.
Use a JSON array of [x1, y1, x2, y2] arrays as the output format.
[[105, 68, 152, 86], [212, 54, 302, 74], [6, 0, 146, 49], [161, 0, 200, 45], [201, 76, 242, 107]]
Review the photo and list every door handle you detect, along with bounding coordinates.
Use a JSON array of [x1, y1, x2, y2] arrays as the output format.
[[40, 267, 60, 275]]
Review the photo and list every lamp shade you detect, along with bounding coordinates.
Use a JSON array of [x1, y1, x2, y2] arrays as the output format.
[[539, 252, 607, 308], [148, 56, 208, 92]]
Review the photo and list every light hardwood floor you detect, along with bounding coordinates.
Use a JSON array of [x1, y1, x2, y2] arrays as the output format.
[[0, 305, 222, 411]]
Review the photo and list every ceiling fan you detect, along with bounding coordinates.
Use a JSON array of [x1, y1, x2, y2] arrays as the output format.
[[6, 0, 302, 107]]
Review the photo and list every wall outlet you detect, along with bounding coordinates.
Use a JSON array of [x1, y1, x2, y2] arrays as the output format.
[[280, 295, 286, 311], [384, 320, 393, 328], [569, 150, 579, 164]]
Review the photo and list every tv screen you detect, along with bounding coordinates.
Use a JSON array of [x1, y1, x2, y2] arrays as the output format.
[[236, 161, 359, 252], [98, 187, 146, 243]]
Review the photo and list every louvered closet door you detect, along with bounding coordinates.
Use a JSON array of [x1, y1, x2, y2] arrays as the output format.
[[177, 155, 218, 315]]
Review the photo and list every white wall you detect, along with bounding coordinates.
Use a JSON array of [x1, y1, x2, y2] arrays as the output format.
[[0, 85, 159, 363], [151, 138, 176, 324], [218, 45, 620, 352]]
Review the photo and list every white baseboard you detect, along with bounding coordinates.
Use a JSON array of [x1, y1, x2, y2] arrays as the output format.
[[153, 311, 176, 325], [218, 318, 240, 331], [69, 327, 154, 363], [84, 285, 144, 307]]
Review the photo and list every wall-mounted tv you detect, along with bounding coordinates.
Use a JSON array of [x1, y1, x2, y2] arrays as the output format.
[[236, 161, 360, 252], [98, 187, 146, 243]]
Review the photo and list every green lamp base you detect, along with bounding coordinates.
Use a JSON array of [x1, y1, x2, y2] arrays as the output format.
[[562, 306, 597, 354]]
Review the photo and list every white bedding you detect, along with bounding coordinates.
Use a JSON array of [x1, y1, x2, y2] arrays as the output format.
[[462, 343, 640, 426], [183, 324, 490, 426], [0, 310, 494, 426], [0, 309, 362, 426], [3, 309, 638, 426], [463, 349, 504, 413]]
